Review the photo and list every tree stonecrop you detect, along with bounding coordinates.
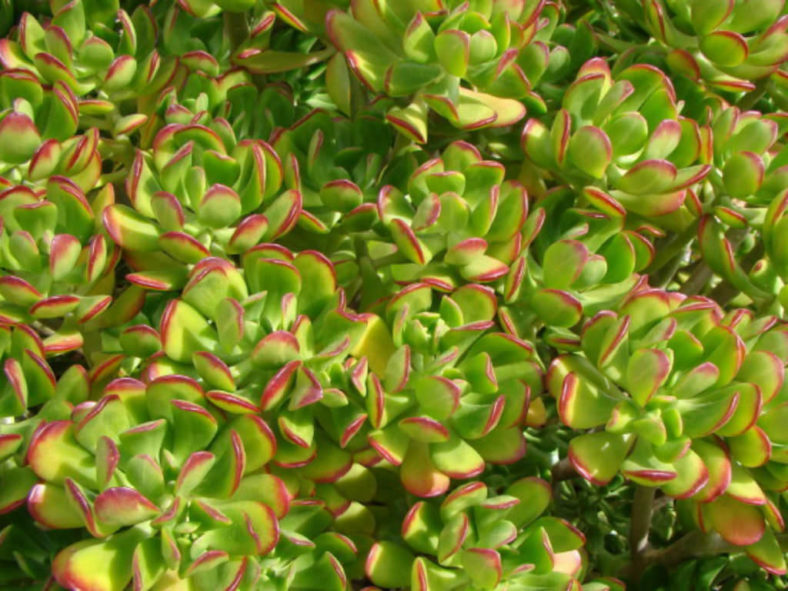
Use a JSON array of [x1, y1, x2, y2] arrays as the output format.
[[0, 0, 786, 590]]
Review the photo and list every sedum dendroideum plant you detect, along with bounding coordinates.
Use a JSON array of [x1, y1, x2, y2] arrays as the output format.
[[0, 0, 787, 590]]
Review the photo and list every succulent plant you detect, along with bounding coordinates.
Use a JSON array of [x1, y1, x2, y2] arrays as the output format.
[[0, 1, 165, 104], [693, 106, 787, 306], [24, 378, 290, 590], [324, 0, 557, 138], [0, 349, 89, 533], [371, 140, 531, 289], [0, 73, 78, 174], [101, 114, 292, 292], [13, 242, 385, 590], [1, 0, 787, 588], [613, 0, 788, 97], [270, 103, 398, 235], [546, 287, 788, 573], [522, 58, 712, 229], [498, 184, 657, 338], [0, 508, 84, 589], [0, 175, 119, 359], [362, 281, 544, 498], [150, 0, 339, 89], [273, 132, 535, 301], [367, 478, 589, 590]]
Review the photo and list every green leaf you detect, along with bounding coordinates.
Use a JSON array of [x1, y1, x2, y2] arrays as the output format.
[[616, 159, 677, 195], [542, 240, 589, 289], [234, 47, 334, 74], [723, 152, 764, 198], [131, 537, 166, 591], [365, 541, 415, 588], [700, 31, 749, 67], [690, 0, 733, 34], [160, 299, 217, 363], [0, 111, 40, 164], [531, 289, 582, 328], [569, 431, 632, 485], [707, 495, 765, 546], [102, 205, 160, 252], [567, 126, 612, 178], [462, 548, 502, 589], [52, 527, 148, 591], [506, 477, 551, 527], [435, 30, 469, 77], [746, 528, 787, 575]]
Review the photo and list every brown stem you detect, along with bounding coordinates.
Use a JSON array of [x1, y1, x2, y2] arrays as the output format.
[[642, 531, 732, 568], [738, 78, 768, 111], [621, 530, 788, 580], [652, 493, 672, 512], [707, 279, 740, 308], [31, 321, 56, 337], [551, 457, 578, 482], [648, 222, 697, 276], [224, 11, 249, 54], [679, 261, 713, 296], [629, 486, 655, 577]]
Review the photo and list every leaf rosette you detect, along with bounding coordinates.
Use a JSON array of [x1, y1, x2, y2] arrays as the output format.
[[144, 2, 337, 84], [694, 107, 787, 307], [614, 0, 788, 96], [500, 184, 657, 336], [0, 354, 89, 532], [358, 282, 545, 499], [546, 287, 788, 573], [325, 0, 557, 138], [23, 379, 290, 591], [0, 2, 170, 107], [102, 113, 294, 292], [100, 244, 393, 554], [0, 179, 120, 354], [371, 140, 530, 291], [522, 59, 712, 231], [270, 105, 398, 238], [16, 244, 386, 590], [0, 74, 79, 175], [366, 478, 590, 590]]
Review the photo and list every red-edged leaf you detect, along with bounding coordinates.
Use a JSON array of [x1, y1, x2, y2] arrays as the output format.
[[95, 487, 159, 527], [708, 495, 765, 546]]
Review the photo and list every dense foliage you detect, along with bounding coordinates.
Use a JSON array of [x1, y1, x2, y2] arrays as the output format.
[[0, 0, 786, 589]]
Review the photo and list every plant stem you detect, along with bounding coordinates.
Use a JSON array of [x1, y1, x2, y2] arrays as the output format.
[[648, 221, 697, 275], [641, 531, 732, 570], [651, 247, 688, 288], [652, 493, 672, 512], [680, 261, 713, 295], [738, 78, 768, 111], [371, 253, 405, 269], [707, 279, 741, 308], [628, 486, 655, 577], [551, 457, 577, 482], [224, 11, 249, 54], [31, 321, 56, 337], [622, 529, 788, 580], [550, 457, 578, 496]]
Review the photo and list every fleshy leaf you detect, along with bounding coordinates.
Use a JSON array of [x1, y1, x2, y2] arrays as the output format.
[[569, 432, 632, 485], [365, 542, 414, 589], [708, 495, 765, 546]]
